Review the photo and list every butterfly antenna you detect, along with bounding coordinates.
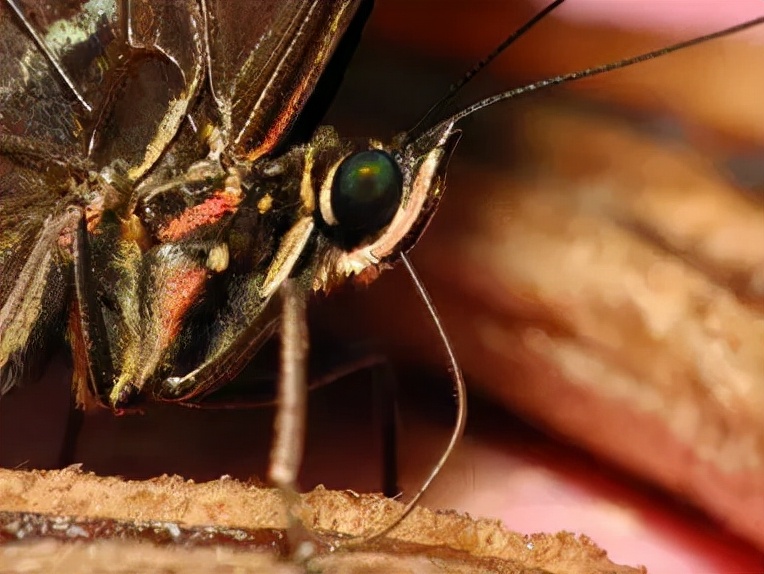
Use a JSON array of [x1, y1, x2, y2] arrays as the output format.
[[4, 0, 92, 112], [426, 15, 764, 136], [344, 253, 467, 546], [408, 0, 567, 141]]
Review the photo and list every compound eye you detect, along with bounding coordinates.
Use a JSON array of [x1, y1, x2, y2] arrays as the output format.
[[331, 150, 403, 236]]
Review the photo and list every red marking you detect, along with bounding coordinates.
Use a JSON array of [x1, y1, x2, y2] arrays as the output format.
[[114, 408, 144, 416], [158, 191, 241, 242], [57, 227, 75, 251], [157, 266, 208, 347], [85, 198, 104, 233], [67, 302, 106, 411]]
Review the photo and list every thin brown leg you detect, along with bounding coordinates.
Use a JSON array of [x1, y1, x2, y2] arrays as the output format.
[[267, 278, 317, 559], [58, 396, 84, 468], [268, 278, 308, 491], [302, 348, 399, 497], [371, 360, 398, 498]]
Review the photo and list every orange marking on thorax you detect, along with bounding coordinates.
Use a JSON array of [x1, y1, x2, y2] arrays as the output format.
[[158, 191, 241, 242], [85, 198, 104, 233], [157, 266, 208, 347]]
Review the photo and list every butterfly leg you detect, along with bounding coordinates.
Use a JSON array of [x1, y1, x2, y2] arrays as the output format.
[[372, 359, 398, 498], [269, 278, 308, 490], [56, 394, 85, 467], [25, 207, 114, 465], [65, 211, 115, 409], [268, 278, 315, 557], [307, 347, 400, 498], [268, 288, 401, 556]]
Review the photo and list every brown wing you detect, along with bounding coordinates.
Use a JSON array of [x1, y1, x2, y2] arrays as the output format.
[[0, 3, 85, 392], [1, 0, 204, 181], [203, 0, 366, 160]]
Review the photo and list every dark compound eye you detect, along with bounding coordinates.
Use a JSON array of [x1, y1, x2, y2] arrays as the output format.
[[331, 150, 403, 236]]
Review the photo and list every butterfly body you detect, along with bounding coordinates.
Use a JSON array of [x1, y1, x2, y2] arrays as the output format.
[[0, 0, 457, 413]]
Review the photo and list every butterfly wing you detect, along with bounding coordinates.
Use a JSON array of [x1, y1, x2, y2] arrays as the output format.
[[203, 0, 369, 160], [0, 0, 204, 397], [0, 4, 89, 393]]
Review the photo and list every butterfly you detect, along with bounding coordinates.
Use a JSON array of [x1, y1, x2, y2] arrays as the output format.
[[1, 0, 762, 550]]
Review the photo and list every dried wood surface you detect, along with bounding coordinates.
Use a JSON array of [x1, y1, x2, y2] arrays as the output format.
[[0, 467, 641, 573]]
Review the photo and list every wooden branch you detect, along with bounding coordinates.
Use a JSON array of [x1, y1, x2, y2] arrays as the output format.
[[0, 468, 642, 573]]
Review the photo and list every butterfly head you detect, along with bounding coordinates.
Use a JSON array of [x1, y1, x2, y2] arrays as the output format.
[[311, 121, 460, 291]]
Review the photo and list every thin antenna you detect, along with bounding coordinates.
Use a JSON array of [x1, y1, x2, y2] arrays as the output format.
[[4, 0, 93, 113], [345, 253, 468, 545], [411, 0, 567, 138], [421, 15, 764, 139]]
